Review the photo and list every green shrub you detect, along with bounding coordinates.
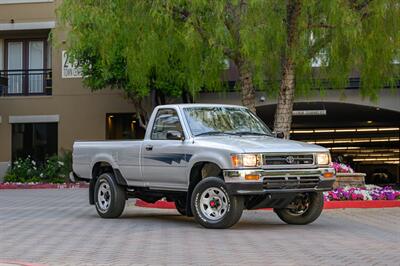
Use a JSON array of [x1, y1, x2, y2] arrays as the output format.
[[3, 150, 73, 184], [4, 157, 41, 183]]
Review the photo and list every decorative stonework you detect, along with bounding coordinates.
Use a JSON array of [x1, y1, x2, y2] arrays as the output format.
[[333, 173, 366, 188]]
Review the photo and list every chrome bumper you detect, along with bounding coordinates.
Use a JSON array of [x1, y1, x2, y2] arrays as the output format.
[[223, 167, 335, 195]]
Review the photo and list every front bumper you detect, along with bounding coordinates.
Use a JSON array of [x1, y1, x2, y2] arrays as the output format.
[[223, 167, 335, 195]]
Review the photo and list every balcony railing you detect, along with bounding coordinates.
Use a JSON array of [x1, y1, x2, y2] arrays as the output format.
[[0, 69, 52, 96]]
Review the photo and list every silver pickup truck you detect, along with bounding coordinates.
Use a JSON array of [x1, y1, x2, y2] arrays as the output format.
[[71, 104, 335, 229]]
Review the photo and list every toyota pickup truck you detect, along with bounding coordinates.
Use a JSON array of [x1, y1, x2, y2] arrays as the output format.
[[71, 104, 335, 229]]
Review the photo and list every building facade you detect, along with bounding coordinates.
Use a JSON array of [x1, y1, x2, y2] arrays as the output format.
[[0, 0, 139, 178]]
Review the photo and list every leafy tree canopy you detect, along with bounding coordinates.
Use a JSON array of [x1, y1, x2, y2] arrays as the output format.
[[58, 0, 399, 131]]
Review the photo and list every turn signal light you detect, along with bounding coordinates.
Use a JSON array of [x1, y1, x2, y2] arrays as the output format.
[[245, 174, 260, 181], [323, 172, 335, 179]]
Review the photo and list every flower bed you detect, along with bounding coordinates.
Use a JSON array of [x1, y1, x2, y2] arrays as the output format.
[[331, 162, 354, 173], [324, 185, 400, 201], [3, 152, 72, 184]]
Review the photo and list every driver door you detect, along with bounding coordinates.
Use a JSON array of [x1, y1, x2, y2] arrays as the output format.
[[141, 108, 189, 190]]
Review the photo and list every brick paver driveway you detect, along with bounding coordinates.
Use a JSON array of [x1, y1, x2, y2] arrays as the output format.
[[0, 189, 399, 266]]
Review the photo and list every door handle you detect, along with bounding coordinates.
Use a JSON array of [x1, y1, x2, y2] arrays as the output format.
[[145, 145, 153, 151]]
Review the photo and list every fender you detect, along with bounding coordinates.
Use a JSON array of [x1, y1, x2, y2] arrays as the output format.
[[90, 153, 128, 186], [90, 153, 119, 172], [186, 152, 230, 183]]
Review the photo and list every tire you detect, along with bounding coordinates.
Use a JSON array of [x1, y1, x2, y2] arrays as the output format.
[[94, 172, 126, 218], [174, 198, 187, 216], [191, 177, 243, 229], [274, 192, 324, 225]]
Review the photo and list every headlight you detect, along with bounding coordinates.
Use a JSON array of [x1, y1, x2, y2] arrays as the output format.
[[316, 153, 330, 165], [231, 154, 262, 168]]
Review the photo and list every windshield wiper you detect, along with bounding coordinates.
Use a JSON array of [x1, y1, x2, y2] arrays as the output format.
[[194, 131, 237, 137], [234, 131, 271, 136]]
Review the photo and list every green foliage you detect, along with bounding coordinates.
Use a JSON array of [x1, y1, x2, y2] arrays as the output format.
[[3, 152, 73, 184], [245, 0, 400, 99], [56, 0, 223, 106], [4, 157, 41, 183], [57, 0, 399, 105]]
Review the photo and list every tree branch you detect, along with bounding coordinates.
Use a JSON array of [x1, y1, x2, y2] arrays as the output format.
[[307, 23, 335, 29]]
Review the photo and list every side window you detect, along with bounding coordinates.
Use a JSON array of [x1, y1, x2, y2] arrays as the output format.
[[151, 109, 183, 140]]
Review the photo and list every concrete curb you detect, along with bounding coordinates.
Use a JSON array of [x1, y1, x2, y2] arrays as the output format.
[[0, 260, 46, 266], [135, 199, 400, 210], [0, 183, 89, 190]]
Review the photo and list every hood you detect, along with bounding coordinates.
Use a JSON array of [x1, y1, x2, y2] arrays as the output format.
[[193, 135, 328, 153]]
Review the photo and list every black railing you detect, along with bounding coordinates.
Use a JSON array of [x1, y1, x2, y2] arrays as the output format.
[[0, 69, 52, 96]]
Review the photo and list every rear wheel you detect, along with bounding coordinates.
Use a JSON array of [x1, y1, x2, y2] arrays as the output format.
[[94, 173, 126, 218], [191, 177, 243, 229], [274, 192, 324, 225]]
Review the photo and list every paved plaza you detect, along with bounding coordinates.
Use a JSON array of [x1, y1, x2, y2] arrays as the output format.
[[0, 189, 399, 265]]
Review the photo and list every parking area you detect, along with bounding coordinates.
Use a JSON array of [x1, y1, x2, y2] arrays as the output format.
[[0, 189, 399, 265]]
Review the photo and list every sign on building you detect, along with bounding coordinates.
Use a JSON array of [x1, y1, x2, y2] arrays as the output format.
[[62, 50, 83, 78]]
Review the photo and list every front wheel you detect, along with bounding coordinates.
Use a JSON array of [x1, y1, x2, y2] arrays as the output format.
[[94, 173, 126, 218], [274, 192, 324, 225], [191, 177, 243, 229]]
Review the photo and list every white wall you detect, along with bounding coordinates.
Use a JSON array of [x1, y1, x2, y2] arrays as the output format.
[[0, 162, 10, 182]]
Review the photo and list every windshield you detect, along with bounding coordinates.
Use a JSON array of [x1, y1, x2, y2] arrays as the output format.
[[183, 106, 273, 137]]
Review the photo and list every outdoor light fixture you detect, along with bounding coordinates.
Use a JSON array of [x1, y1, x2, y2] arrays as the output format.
[[309, 137, 399, 145], [291, 127, 399, 134]]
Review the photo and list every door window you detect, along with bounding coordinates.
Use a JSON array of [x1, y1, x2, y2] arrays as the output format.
[[28, 41, 44, 93], [151, 109, 183, 140], [7, 41, 23, 94]]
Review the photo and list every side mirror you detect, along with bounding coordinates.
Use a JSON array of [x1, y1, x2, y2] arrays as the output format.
[[166, 130, 184, 141], [275, 131, 285, 139]]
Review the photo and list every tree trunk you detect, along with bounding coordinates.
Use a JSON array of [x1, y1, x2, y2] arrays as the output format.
[[273, 58, 295, 139], [273, 0, 301, 139], [237, 59, 256, 113]]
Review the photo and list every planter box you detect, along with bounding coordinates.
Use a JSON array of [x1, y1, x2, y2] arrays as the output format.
[[333, 173, 366, 188]]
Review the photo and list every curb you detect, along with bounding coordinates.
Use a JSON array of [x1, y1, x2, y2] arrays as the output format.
[[135, 199, 400, 210], [323, 200, 400, 209], [0, 183, 89, 190], [0, 260, 46, 266]]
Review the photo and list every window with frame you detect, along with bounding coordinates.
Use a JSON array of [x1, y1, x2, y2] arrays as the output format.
[[3, 38, 51, 95], [151, 109, 183, 140], [12, 122, 58, 164]]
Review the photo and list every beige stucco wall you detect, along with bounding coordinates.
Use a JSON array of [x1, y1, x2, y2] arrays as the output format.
[[0, 1, 55, 24], [0, 1, 136, 163]]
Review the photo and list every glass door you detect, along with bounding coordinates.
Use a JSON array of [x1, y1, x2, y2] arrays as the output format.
[[28, 41, 44, 93], [7, 41, 23, 94]]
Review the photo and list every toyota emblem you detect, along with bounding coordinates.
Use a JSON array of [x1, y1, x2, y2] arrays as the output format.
[[286, 156, 295, 164]]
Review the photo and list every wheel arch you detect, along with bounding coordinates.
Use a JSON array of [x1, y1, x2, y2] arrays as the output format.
[[89, 161, 127, 205]]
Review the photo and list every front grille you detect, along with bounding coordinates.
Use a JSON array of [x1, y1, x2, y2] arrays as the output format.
[[264, 154, 314, 166], [263, 176, 320, 189]]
